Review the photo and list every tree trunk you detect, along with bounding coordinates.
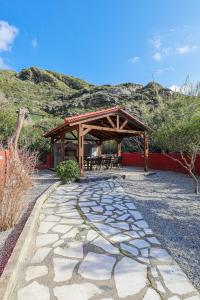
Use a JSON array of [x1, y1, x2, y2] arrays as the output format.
[[7, 108, 28, 154], [163, 152, 199, 194], [189, 170, 199, 194]]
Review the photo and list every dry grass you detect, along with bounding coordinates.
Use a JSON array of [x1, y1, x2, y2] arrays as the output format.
[[0, 147, 38, 231]]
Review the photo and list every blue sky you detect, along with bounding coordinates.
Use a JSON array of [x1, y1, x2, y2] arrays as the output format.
[[1, 0, 200, 88]]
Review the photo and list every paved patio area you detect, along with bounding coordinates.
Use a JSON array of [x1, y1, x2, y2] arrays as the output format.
[[12, 178, 200, 300]]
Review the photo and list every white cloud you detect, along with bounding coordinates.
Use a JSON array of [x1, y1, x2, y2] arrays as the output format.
[[31, 38, 38, 48], [128, 56, 140, 64], [0, 21, 18, 52], [169, 84, 194, 95], [176, 44, 198, 55], [0, 57, 9, 69], [176, 45, 189, 54], [153, 52, 162, 62], [156, 66, 174, 76], [170, 84, 180, 92], [150, 36, 161, 49]]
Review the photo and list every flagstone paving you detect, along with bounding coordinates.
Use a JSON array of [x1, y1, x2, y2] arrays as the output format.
[[12, 179, 200, 300]]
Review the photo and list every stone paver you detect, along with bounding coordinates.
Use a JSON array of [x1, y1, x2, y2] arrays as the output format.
[[11, 179, 200, 300]]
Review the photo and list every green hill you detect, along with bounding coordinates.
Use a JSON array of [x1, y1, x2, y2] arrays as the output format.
[[0, 66, 174, 158], [0, 66, 173, 117]]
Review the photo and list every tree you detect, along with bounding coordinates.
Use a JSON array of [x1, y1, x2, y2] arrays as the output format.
[[152, 94, 200, 194]]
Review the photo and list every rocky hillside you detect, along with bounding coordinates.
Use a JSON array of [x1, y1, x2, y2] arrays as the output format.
[[0, 67, 173, 119]]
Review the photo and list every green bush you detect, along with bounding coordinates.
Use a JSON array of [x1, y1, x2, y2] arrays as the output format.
[[55, 160, 80, 183]]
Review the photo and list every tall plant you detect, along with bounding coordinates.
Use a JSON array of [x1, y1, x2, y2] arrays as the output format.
[[151, 90, 200, 194]]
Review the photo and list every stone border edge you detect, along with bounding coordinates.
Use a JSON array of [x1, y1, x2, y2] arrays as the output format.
[[0, 180, 60, 300]]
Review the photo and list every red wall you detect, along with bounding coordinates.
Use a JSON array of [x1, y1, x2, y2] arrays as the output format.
[[0, 150, 52, 171], [122, 152, 200, 175]]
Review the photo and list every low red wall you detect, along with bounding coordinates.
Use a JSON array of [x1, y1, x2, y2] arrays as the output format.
[[122, 152, 200, 175], [0, 150, 52, 171]]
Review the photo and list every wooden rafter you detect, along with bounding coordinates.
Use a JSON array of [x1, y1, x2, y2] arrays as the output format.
[[83, 127, 91, 136], [106, 116, 116, 128], [120, 119, 128, 130]]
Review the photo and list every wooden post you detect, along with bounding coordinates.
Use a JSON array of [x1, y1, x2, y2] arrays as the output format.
[[144, 132, 149, 172], [117, 139, 122, 157], [60, 133, 65, 162], [51, 137, 54, 168], [116, 137, 122, 157], [77, 125, 84, 176], [96, 141, 102, 156]]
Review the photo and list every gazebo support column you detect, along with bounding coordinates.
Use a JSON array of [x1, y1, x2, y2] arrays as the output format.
[[144, 132, 149, 172], [96, 140, 102, 156], [117, 140, 122, 157], [61, 133, 65, 162], [77, 125, 84, 176], [50, 137, 54, 168]]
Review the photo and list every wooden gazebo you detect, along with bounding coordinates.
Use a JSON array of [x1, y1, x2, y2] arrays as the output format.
[[44, 106, 149, 175]]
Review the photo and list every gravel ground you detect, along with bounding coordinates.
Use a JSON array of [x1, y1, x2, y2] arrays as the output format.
[[120, 167, 200, 291], [0, 169, 58, 275]]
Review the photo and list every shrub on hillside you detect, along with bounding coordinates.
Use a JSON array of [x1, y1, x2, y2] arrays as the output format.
[[56, 160, 80, 183]]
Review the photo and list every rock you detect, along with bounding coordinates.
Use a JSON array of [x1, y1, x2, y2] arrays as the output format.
[[91, 236, 119, 254], [120, 243, 138, 256], [31, 247, 51, 264], [129, 239, 150, 249], [25, 266, 48, 281], [157, 264, 196, 294], [53, 257, 78, 282], [143, 288, 161, 299], [78, 252, 115, 280], [18, 281, 50, 300], [114, 257, 147, 297], [36, 234, 59, 247], [52, 224, 72, 234], [54, 241, 83, 258], [38, 222, 56, 233], [54, 283, 102, 300]]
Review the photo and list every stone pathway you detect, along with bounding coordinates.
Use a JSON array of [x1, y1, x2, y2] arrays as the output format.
[[12, 179, 200, 300]]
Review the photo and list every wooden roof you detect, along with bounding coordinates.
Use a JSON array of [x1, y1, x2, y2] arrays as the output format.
[[44, 106, 148, 140]]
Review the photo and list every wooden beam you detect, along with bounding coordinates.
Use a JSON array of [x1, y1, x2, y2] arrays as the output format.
[[64, 138, 99, 142], [120, 119, 128, 130], [77, 125, 84, 176], [68, 113, 116, 126], [83, 124, 143, 135], [107, 116, 116, 128], [83, 127, 91, 136], [143, 132, 149, 172]]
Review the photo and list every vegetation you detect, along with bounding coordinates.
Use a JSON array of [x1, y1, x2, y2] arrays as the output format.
[[0, 104, 38, 231], [150, 90, 200, 193], [0, 66, 199, 193], [55, 160, 80, 183]]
